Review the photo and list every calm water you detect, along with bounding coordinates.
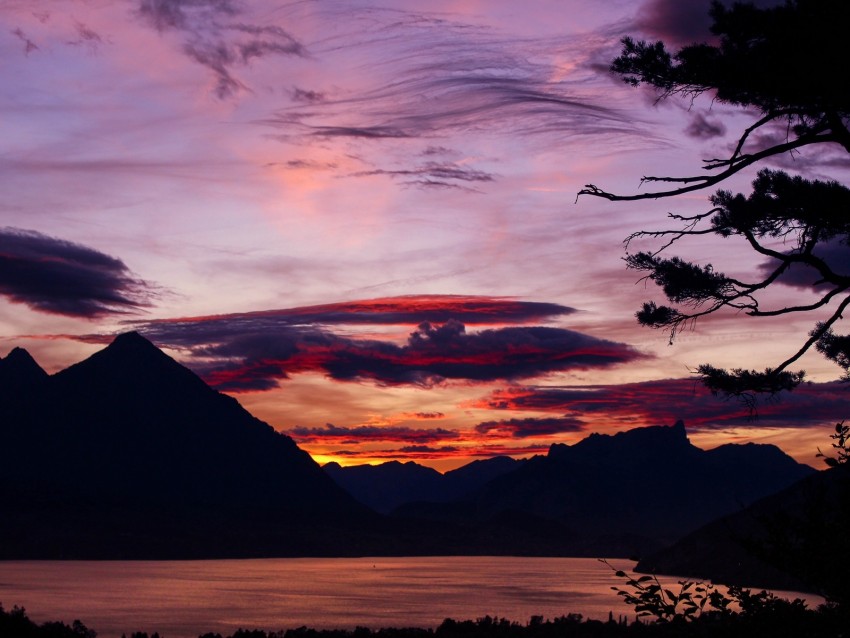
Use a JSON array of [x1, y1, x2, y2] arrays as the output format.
[[0, 557, 819, 638]]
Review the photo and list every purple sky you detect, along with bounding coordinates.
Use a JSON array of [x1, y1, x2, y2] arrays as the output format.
[[2, 0, 847, 469]]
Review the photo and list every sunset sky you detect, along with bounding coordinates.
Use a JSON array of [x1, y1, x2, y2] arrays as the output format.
[[2, 0, 848, 470]]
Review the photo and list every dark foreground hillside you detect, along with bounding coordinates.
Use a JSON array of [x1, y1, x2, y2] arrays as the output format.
[[2, 603, 846, 638]]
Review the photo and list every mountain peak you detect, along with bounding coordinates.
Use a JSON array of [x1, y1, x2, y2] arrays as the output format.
[[3, 346, 46, 372], [106, 330, 159, 352], [0, 346, 49, 392], [52, 329, 207, 399], [549, 420, 692, 464], [94, 330, 176, 369]]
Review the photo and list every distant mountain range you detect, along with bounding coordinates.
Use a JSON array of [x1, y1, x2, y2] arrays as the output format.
[[324, 456, 524, 513], [330, 422, 815, 557], [0, 333, 821, 570]]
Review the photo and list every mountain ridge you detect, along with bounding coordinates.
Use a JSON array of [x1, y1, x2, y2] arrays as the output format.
[[0, 332, 377, 558], [391, 422, 815, 557], [0, 334, 821, 564]]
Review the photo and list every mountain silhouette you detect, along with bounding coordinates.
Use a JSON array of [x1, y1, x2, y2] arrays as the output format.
[[0, 336, 821, 560], [394, 422, 815, 556], [0, 346, 48, 395], [324, 456, 524, 513], [0, 332, 376, 558], [636, 464, 850, 595]]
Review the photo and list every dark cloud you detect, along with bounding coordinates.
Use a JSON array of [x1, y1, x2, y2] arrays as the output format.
[[245, 3, 653, 192], [684, 113, 726, 139], [309, 126, 412, 139], [0, 228, 154, 319], [634, 0, 782, 47], [120, 296, 636, 391], [137, 0, 237, 32], [633, 0, 716, 46], [136, 0, 304, 98], [329, 442, 548, 461], [138, 295, 574, 332], [397, 445, 459, 454], [290, 423, 461, 445], [349, 162, 494, 190], [330, 321, 629, 386], [480, 378, 850, 430], [262, 5, 643, 158], [277, 76, 632, 143], [758, 240, 850, 290], [292, 88, 326, 103], [11, 27, 38, 55], [744, 128, 850, 174], [67, 21, 105, 52], [475, 416, 586, 438], [152, 320, 641, 390]]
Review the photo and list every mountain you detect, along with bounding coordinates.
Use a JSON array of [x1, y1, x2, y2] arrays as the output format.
[[0, 332, 377, 559], [324, 461, 445, 513], [635, 465, 850, 595], [394, 422, 815, 557], [324, 456, 524, 513], [0, 335, 821, 560], [0, 346, 48, 395]]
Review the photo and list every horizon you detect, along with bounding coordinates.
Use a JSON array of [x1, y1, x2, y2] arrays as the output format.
[[2, 0, 849, 472], [0, 331, 828, 472]]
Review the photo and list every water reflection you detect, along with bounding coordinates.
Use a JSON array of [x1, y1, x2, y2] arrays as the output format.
[[0, 557, 820, 638]]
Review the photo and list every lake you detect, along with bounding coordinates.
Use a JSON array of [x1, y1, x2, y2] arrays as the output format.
[[0, 557, 819, 638]]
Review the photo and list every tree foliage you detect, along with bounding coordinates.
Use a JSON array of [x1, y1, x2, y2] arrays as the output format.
[[816, 420, 850, 467], [600, 559, 811, 624], [580, 0, 850, 402]]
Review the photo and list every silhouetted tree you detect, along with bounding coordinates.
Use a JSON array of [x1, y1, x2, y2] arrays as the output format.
[[579, 0, 850, 403]]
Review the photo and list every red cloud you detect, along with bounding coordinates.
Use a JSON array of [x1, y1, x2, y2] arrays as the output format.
[[114, 298, 641, 391], [479, 379, 850, 430], [475, 416, 586, 438], [135, 294, 573, 329], [325, 443, 549, 461], [290, 423, 462, 445]]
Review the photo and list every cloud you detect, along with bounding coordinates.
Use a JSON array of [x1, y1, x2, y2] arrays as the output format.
[[349, 162, 495, 191], [757, 240, 850, 290], [633, 0, 783, 47], [67, 20, 106, 52], [137, 0, 238, 32], [138, 295, 574, 331], [684, 113, 726, 139], [136, 0, 305, 98], [480, 378, 850, 430], [408, 412, 445, 420], [475, 416, 586, 438], [327, 442, 549, 461], [257, 3, 646, 179], [162, 322, 642, 390], [120, 295, 639, 390], [292, 88, 326, 103], [633, 0, 717, 46], [274, 73, 634, 144], [11, 27, 39, 54], [290, 423, 461, 445], [0, 228, 154, 319]]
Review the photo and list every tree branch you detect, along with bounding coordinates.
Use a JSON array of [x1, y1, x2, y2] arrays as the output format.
[[578, 132, 839, 202], [772, 293, 850, 375]]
